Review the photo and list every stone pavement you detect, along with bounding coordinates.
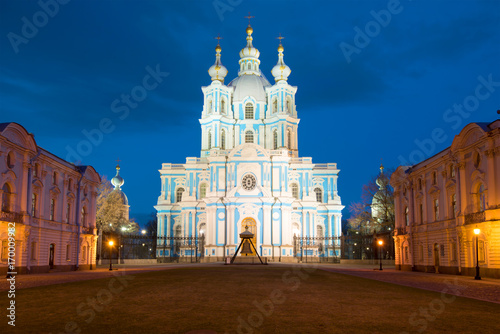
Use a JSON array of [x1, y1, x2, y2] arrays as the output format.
[[317, 264, 500, 304], [2, 263, 499, 305]]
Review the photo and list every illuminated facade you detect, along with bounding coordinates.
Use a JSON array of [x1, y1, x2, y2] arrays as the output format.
[[0, 122, 100, 274], [391, 120, 500, 278], [155, 24, 344, 261]]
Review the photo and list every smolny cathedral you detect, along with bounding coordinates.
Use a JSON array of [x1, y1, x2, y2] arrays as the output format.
[[155, 23, 344, 261]]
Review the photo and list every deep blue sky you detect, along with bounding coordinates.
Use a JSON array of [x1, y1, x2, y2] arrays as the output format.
[[1, 0, 499, 224]]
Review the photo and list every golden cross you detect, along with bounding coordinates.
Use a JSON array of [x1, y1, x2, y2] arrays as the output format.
[[276, 33, 285, 42], [116, 158, 121, 164], [214, 35, 223, 44], [244, 12, 254, 25]]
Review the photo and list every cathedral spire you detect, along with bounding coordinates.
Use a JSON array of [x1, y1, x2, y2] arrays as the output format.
[[208, 36, 228, 83], [272, 34, 291, 82]]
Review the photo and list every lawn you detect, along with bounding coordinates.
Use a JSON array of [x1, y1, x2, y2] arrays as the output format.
[[5, 265, 500, 334]]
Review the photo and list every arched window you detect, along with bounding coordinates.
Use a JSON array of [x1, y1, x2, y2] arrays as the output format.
[[316, 225, 324, 237], [286, 99, 291, 113], [404, 206, 409, 226], [273, 99, 278, 113], [287, 129, 292, 149], [221, 129, 226, 149], [245, 130, 254, 143], [478, 184, 486, 212], [291, 183, 299, 199], [314, 188, 323, 203], [81, 207, 86, 226], [50, 199, 56, 221], [247, 63, 251, 70], [245, 103, 254, 119], [292, 223, 300, 237], [175, 225, 182, 237], [176, 188, 184, 203], [220, 98, 225, 114], [2, 183, 12, 212], [207, 130, 212, 149], [273, 130, 278, 150], [199, 183, 207, 199]]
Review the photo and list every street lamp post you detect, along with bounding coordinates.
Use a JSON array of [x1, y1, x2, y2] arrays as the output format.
[[378, 240, 383, 271], [474, 228, 481, 280], [108, 241, 114, 271]]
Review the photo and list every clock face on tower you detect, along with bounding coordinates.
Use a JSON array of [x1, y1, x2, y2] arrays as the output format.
[[242, 174, 256, 191]]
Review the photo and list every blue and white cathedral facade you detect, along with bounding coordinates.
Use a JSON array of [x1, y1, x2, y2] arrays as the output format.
[[155, 24, 344, 261]]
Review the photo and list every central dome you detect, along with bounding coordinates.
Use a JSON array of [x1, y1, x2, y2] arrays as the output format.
[[228, 74, 271, 102]]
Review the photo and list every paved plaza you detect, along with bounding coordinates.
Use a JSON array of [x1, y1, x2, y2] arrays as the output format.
[[2, 263, 499, 304]]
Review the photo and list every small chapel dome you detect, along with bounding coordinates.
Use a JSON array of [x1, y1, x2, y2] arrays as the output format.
[[111, 165, 124, 189]]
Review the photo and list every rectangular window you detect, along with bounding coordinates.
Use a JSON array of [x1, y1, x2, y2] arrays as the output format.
[[66, 203, 71, 223], [50, 199, 55, 221], [66, 244, 71, 261], [434, 199, 439, 221], [404, 246, 409, 262], [419, 245, 424, 261], [451, 243, 457, 261], [479, 241, 485, 262], [31, 193, 37, 217], [82, 246, 87, 261], [440, 244, 445, 257], [31, 241, 37, 260], [451, 194, 456, 218], [419, 204, 423, 224], [1, 240, 8, 260]]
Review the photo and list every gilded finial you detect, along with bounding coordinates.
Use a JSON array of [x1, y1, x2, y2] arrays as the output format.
[[244, 12, 254, 25], [276, 33, 285, 52]]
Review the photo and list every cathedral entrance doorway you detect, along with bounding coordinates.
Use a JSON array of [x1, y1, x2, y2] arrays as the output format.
[[241, 217, 257, 256]]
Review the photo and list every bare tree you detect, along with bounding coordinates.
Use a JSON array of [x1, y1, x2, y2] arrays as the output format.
[[348, 168, 395, 234]]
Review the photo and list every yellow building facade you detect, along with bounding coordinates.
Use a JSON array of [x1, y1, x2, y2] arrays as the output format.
[[391, 120, 500, 278]]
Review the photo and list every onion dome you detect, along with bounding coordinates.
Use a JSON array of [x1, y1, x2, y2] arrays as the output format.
[[208, 42, 228, 83], [239, 25, 260, 59], [111, 164, 124, 190], [271, 41, 291, 82], [238, 25, 261, 76], [376, 163, 389, 190]]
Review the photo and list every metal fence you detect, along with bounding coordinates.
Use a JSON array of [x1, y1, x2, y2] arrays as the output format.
[[293, 236, 341, 263], [155, 235, 205, 263]]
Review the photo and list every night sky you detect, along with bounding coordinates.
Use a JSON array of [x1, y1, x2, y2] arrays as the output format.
[[1, 0, 499, 224]]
